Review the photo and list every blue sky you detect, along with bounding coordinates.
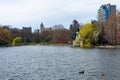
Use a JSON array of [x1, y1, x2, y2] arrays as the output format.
[[0, 0, 119, 30]]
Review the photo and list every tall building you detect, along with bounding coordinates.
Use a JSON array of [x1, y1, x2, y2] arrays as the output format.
[[98, 4, 116, 22], [40, 22, 44, 33]]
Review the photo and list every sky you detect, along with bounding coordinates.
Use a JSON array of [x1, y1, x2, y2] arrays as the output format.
[[0, 0, 120, 30]]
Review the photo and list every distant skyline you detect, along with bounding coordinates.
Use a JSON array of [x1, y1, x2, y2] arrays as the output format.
[[0, 0, 120, 30]]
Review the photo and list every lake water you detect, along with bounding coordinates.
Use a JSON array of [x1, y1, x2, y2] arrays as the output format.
[[0, 45, 120, 80]]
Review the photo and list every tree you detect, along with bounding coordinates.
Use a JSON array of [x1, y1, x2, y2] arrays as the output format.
[[79, 23, 101, 46], [11, 28, 22, 38], [70, 20, 80, 32], [51, 24, 71, 44], [104, 10, 116, 45], [21, 27, 32, 43], [0, 27, 12, 46], [32, 33, 40, 43], [52, 24, 65, 30], [52, 29, 65, 43], [41, 30, 52, 43], [12, 37, 22, 46], [116, 10, 120, 44], [93, 22, 107, 45]]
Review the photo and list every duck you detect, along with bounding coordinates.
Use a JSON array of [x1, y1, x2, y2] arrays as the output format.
[[79, 70, 84, 74], [100, 72, 105, 76]]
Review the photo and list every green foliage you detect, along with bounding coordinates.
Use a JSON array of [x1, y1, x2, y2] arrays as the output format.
[[12, 37, 22, 46], [79, 23, 101, 46], [0, 27, 12, 46], [75, 32, 80, 46], [69, 20, 80, 32]]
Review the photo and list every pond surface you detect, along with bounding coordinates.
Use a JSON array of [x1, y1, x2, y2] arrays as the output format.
[[0, 45, 120, 80]]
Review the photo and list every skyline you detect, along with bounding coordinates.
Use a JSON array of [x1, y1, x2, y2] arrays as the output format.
[[0, 0, 120, 30]]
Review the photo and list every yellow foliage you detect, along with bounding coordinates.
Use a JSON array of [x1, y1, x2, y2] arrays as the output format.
[[0, 27, 12, 44], [79, 23, 100, 45], [12, 37, 22, 46]]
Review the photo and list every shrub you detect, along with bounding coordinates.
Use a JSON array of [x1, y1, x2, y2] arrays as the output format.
[[12, 37, 22, 46]]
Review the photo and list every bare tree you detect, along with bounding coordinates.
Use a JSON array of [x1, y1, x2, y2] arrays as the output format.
[[104, 10, 116, 45]]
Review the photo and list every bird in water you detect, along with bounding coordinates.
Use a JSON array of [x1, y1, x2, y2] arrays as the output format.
[[100, 72, 105, 76], [79, 70, 84, 74]]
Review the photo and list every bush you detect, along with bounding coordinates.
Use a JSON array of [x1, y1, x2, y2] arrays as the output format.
[[12, 37, 22, 46], [0, 27, 12, 46], [79, 23, 101, 46], [83, 43, 94, 48]]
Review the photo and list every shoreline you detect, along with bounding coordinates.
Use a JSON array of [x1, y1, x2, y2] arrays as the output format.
[[1, 44, 120, 49], [95, 45, 120, 49]]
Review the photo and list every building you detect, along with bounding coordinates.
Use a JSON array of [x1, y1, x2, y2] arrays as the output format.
[[98, 4, 116, 22], [40, 22, 52, 33], [22, 27, 32, 33], [22, 27, 32, 42], [40, 22, 44, 33], [34, 29, 39, 34], [42, 27, 52, 31]]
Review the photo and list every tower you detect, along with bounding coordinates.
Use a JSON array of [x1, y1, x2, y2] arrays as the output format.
[[40, 22, 44, 33], [98, 4, 116, 22]]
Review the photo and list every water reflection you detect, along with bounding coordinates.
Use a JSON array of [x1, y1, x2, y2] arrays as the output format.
[[0, 46, 120, 80]]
